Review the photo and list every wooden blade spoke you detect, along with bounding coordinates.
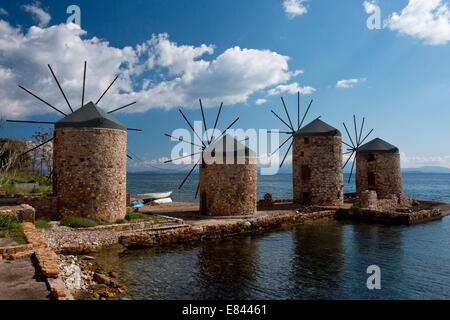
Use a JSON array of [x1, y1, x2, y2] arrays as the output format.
[[179, 161, 199, 189], [342, 122, 356, 148], [96, 75, 118, 105], [164, 151, 202, 163], [271, 110, 293, 131], [271, 135, 293, 156], [18, 85, 67, 116], [281, 97, 294, 131], [343, 151, 355, 169], [20, 138, 53, 157], [199, 99, 209, 144], [209, 102, 223, 144], [81, 61, 87, 108], [195, 182, 200, 199], [299, 99, 313, 129], [108, 101, 137, 114], [280, 140, 293, 168], [48, 64, 73, 112], [164, 133, 204, 149], [359, 128, 374, 146], [348, 157, 356, 184]]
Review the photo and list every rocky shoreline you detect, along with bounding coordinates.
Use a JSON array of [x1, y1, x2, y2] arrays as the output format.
[[58, 254, 126, 300]]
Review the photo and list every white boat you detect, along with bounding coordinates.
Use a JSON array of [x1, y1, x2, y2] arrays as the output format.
[[153, 197, 172, 204], [137, 191, 173, 203]]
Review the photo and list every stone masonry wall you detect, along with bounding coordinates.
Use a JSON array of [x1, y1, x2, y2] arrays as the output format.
[[356, 153, 402, 199], [53, 128, 127, 223], [0, 194, 58, 219], [200, 163, 257, 216], [293, 136, 343, 205]]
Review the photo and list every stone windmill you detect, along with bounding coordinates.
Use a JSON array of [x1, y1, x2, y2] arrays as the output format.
[[7, 62, 141, 222], [269, 93, 344, 205], [165, 100, 257, 216]]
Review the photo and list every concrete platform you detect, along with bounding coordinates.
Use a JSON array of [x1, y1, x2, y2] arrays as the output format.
[[0, 257, 51, 300]]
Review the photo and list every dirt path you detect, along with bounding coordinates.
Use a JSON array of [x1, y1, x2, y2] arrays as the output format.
[[0, 258, 50, 300]]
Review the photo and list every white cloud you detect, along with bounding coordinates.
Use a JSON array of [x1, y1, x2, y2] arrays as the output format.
[[22, 2, 51, 27], [385, 0, 450, 45], [0, 8, 8, 16], [0, 19, 309, 118], [267, 82, 315, 96], [400, 152, 450, 168], [283, 0, 309, 19], [255, 98, 267, 105], [336, 78, 366, 88]]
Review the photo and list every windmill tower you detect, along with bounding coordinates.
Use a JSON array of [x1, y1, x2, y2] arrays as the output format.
[[7, 62, 140, 222], [355, 138, 403, 198], [165, 100, 257, 216], [269, 93, 343, 205], [293, 119, 343, 205]]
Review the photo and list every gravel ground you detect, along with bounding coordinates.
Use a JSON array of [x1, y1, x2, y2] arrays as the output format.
[[41, 222, 121, 251]]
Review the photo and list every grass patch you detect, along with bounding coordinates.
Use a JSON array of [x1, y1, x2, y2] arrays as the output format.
[[58, 210, 161, 229], [125, 211, 158, 222], [0, 172, 52, 186], [0, 172, 52, 195], [35, 218, 52, 230], [0, 215, 27, 244], [60, 215, 100, 228]]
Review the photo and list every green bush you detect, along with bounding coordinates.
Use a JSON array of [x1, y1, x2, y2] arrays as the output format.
[[0, 215, 20, 228], [0, 215, 26, 244], [35, 218, 52, 230], [60, 215, 99, 228]]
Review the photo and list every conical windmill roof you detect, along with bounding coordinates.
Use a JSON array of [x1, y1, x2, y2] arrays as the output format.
[[203, 134, 257, 163], [356, 138, 399, 154], [55, 101, 126, 131], [294, 118, 341, 137]]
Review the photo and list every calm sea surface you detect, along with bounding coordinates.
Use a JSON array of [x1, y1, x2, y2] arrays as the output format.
[[100, 172, 450, 299]]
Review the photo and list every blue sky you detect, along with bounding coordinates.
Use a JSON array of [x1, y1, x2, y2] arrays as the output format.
[[1, 0, 450, 170]]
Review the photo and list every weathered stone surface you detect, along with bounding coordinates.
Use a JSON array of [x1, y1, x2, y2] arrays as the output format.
[[0, 194, 58, 220], [293, 136, 344, 205], [337, 207, 442, 225], [356, 153, 402, 198], [200, 163, 257, 216], [119, 210, 336, 247], [53, 127, 127, 223]]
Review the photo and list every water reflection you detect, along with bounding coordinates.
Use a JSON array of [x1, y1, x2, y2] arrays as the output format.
[[94, 218, 450, 300], [196, 237, 259, 299], [290, 220, 345, 299], [344, 222, 405, 299]]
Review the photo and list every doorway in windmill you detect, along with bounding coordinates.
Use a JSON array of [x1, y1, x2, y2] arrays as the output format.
[[201, 191, 207, 215], [302, 192, 311, 205], [368, 172, 376, 186]]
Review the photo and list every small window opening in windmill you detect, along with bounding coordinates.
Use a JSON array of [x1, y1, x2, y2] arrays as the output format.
[[368, 154, 375, 161], [301, 165, 311, 180], [304, 137, 309, 144], [368, 172, 376, 186]]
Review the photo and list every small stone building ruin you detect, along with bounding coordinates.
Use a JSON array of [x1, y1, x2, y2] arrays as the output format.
[[355, 138, 403, 199], [200, 135, 257, 216], [53, 102, 127, 223], [292, 119, 344, 206]]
